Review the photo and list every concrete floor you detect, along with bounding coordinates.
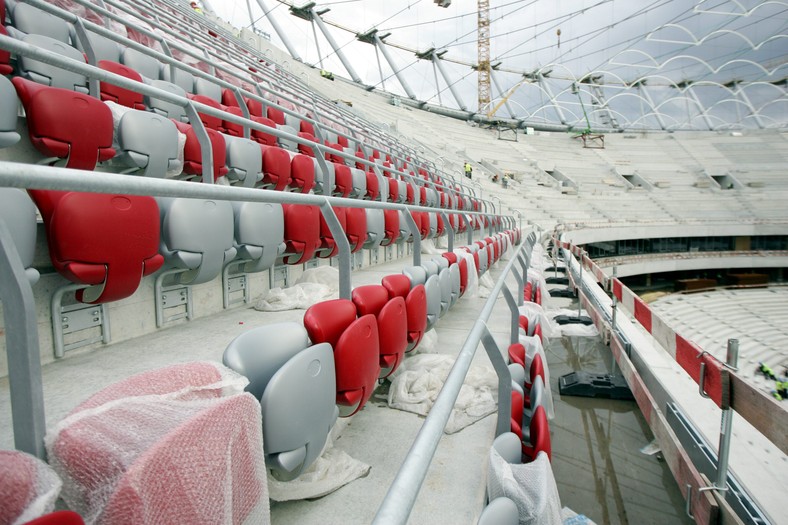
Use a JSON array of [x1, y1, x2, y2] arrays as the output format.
[[0, 252, 693, 524]]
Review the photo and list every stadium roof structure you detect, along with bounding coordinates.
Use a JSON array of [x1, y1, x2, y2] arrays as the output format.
[[211, 0, 788, 132]]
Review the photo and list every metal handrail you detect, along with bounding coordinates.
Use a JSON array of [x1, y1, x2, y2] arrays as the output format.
[[373, 231, 536, 524]]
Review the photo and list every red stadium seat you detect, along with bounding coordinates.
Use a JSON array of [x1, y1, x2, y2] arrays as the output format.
[[405, 284, 427, 352], [98, 61, 145, 110], [522, 405, 551, 462], [250, 116, 278, 146], [261, 145, 291, 191], [173, 121, 228, 182], [382, 274, 411, 300], [365, 170, 380, 200], [352, 285, 407, 377], [13, 78, 115, 170], [317, 206, 347, 258], [345, 207, 367, 253], [282, 204, 320, 264], [290, 154, 316, 193]]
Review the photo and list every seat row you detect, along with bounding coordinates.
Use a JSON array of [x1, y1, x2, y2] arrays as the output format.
[[1, 0, 453, 191], [30, 234, 514, 522]]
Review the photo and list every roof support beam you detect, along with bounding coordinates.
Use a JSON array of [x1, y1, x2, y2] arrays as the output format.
[[635, 82, 667, 131], [491, 69, 517, 119], [310, 7, 362, 83], [430, 50, 466, 111], [686, 87, 714, 131], [364, 31, 416, 100], [256, 0, 302, 61], [538, 73, 567, 125]]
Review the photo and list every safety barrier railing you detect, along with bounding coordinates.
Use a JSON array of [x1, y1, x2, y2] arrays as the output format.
[[556, 236, 786, 524], [0, 161, 515, 460], [11, 0, 461, 197], [373, 230, 537, 524]]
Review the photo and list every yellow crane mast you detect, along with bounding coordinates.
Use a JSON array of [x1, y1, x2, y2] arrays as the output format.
[[477, 0, 491, 112]]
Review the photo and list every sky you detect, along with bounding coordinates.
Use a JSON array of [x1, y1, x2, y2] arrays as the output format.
[[205, 0, 788, 128]]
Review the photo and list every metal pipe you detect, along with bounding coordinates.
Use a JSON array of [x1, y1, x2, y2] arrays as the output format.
[[373, 237, 532, 524], [0, 218, 46, 459], [374, 34, 417, 100], [432, 51, 466, 111], [311, 7, 361, 83], [715, 339, 738, 489], [256, 0, 302, 61]]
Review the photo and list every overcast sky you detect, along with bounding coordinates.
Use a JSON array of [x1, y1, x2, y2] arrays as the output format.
[[205, 0, 787, 126]]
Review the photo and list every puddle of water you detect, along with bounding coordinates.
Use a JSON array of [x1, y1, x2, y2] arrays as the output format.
[[548, 334, 693, 525]]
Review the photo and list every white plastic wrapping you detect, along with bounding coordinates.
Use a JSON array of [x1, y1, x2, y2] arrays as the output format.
[[267, 421, 370, 502], [518, 336, 555, 419], [45, 362, 269, 525], [527, 268, 552, 310], [0, 450, 62, 525], [456, 250, 479, 298], [413, 328, 439, 354], [420, 238, 442, 255], [478, 272, 496, 298], [518, 303, 560, 340], [487, 448, 562, 525], [549, 309, 599, 338], [387, 354, 497, 434], [255, 267, 340, 311]]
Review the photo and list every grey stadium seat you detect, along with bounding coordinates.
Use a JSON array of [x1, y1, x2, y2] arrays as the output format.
[[0, 76, 21, 148], [231, 202, 285, 273], [477, 497, 518, 525], [438, 268, 451, 317], [403, 266, 427, 287], [422, 260, 439, 278], [448, 263, 461, 308], [193, 77, 222, 102], [225, 136, 263, 188], [349, 167, 367, 198], [157, 197, 237, 285], [276, 124, 299, 151], [223, 322, 338, 481], [0, 188, 40, 285], [313, 159, 335, 196], [145, 79, 188, 122], [8, 2, 72, 43], [424, 274, 441, 331], [363, 208, 385, 251], [122, 47, 162, 80], [113, 109, 181, 177], [78, 29, 122, 63], [17, 34, 88, 92], [161, 64, 195, 94]]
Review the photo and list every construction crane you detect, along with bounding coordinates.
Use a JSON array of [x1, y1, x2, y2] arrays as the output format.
[[477, 0, 491, 112]]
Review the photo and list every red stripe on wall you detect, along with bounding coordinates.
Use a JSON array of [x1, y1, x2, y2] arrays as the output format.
[[634, 296, 652, 333], [675, 335, 729, 409]]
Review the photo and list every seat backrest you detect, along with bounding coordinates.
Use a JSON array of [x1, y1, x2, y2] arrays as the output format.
[[332, 314, 380, 416], [477, 246, 489, 275], [477, 497, 519, 525], [232, 202, 284, 273], [396, 210, 411, 243], [349, 167, 367, 198], [492, 432, 522, 465], [317, 206, 347, 259], [313, 160, 336, 196], [303, 299, 357, 349], [508, 363, 525, 388], [351, 285, 388, 317], [365, 170, 380, 201], [0, 76, 20, 148], [101, 394, 268, 520], [14, 78, 114, 169], [121, 47, 161, 80], [250, 116, 278, 146], [382, 274, 410, 299], [145, 80, 187, 122], [508, 343, 526, 368], [405, 284, 427, 352], [290, 154, 316, 193], [422, 260, 439, 278], [528, 375, 546, 413], [344, 208, 367, 253], [98, 61, 145, 110], [377, 296, 407, 378], [10, 2, 72, 43], [161, 64, 194, 93], [225, 136, 263, 187], [191, 94, 222, 131], [437, 268, 452, 316], [174, 122, 227, 181], [333, 163, 352, 197], [193, 77, 222, 102], [17, 34, 87, 92], [0, 450, 62, 525], [448, 263, 460, 307], [267, 106, 285, 125], [403, 266, 427, 287], [381, 209, 399, 246], [260, 145, 291, 191], [528, 352, 545, 387], [157, 197, 236, 286], [510, 383, 524, 439], [282, 204, 320, 265], [527, 405, 551, 462], [0, 189, 39, 285], [363, 208, 385, 251], [0, 27, 12, 76], [29, 191, 163, 303], [424, 274, 441, 331], [276, 124, 298, 151], [115, 109, 180, 177], [79, 30, 121, 63]]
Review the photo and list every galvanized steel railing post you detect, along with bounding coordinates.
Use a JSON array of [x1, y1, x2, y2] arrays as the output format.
[[714, 339, 738, 491], [0, 219, 46, 459], [319, 201, 352, 299]]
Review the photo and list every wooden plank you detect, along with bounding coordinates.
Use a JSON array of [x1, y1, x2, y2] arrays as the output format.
[[729, 372, 788, 456]]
